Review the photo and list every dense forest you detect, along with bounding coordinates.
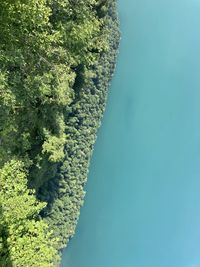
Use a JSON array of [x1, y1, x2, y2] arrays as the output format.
[[0, 0, 119, 266]]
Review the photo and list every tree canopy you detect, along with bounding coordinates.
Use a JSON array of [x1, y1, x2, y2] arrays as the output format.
[[0, 160, 59, 266], [0, 0, 119, 265]]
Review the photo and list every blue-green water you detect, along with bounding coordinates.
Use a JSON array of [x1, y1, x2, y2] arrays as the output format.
[[61, 0, 200, 266]]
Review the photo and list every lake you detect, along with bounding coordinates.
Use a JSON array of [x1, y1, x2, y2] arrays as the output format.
[[61, 0, 200, 266]]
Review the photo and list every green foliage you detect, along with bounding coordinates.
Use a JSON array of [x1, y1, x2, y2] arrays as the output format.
[[0, 1, 75, 168], [0, 160, 59, 267], [0, 0, 110, 184], [0, 0, 119, 266], [38, 0, 120, 256]]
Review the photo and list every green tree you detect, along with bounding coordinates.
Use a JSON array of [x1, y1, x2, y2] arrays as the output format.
[[0, 0, 119, 266], [0, 160, 59, 267], [0, 0, 108, 185]]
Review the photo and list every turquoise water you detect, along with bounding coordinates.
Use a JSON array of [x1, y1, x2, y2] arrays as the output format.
[[61, 0, 200, 266]]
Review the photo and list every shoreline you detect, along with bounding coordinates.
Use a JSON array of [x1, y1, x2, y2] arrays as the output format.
[[37, 1, 120, 266]]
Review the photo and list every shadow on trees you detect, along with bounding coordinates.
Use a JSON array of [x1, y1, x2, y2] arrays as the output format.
[[35, 0, 120, 252]]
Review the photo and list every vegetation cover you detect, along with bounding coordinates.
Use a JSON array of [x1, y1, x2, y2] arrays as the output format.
[[0, 0, 119, 266]]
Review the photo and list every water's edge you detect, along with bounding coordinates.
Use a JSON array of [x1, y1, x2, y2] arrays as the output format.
[[57, 1, 120, 264], [61, 0, 200, 266]]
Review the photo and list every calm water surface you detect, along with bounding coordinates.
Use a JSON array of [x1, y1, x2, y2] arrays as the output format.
[[61, 0, 200, 266]]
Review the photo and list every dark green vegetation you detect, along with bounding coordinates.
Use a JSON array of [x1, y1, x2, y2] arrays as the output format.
[[0, 0, 119, 266]]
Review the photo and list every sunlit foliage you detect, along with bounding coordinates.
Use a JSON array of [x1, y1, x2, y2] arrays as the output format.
[[0, 0, 119, 265]]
